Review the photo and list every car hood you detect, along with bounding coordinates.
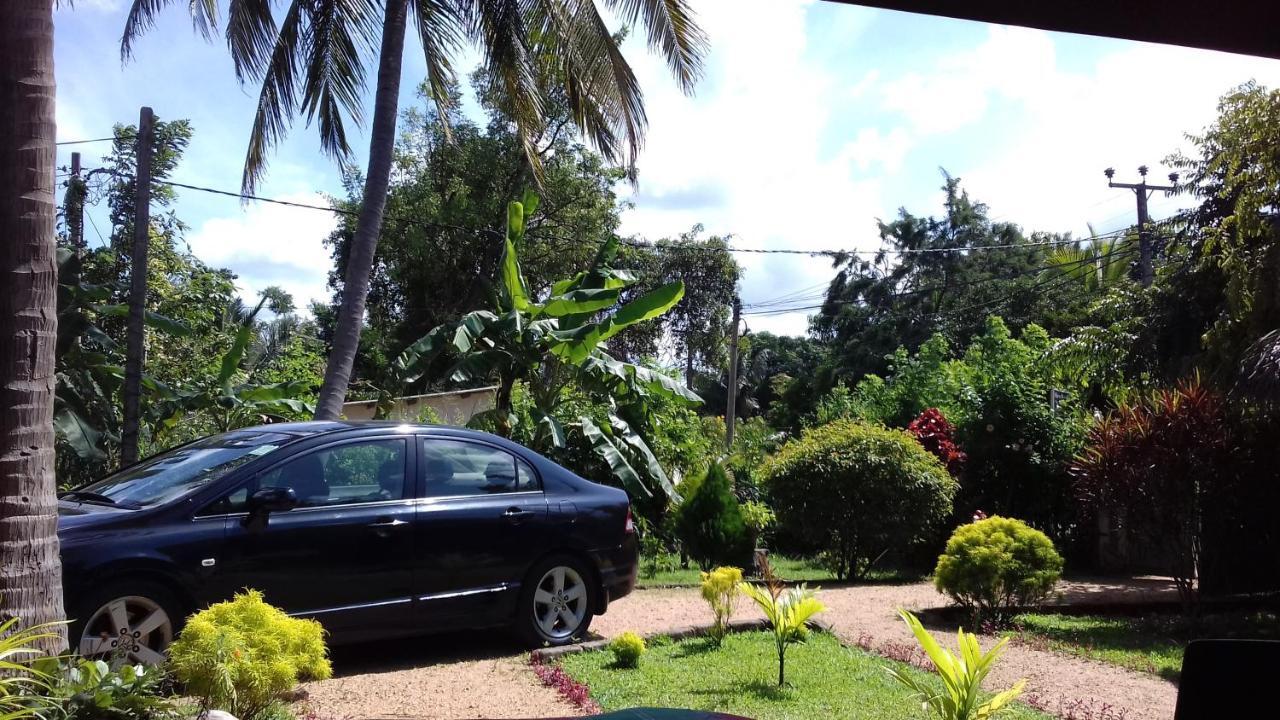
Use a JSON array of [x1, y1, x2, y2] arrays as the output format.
[[58, 500, 135, 532]]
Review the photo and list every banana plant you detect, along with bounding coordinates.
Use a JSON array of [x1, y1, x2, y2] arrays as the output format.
[[393, 195, 698, 501], [738, 558, 826, 687], [150, 294, 313, 437], [54, 248, 189, 460], [887, 610, 1026, 720]]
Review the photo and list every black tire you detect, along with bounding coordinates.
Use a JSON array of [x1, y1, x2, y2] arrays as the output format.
[[70, 580, 184, 665], [515, 554, 597, 647]]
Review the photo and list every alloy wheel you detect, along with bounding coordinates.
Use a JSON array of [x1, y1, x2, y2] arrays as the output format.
[[532, 565, 588, 641], [79, 595, 173, 665]]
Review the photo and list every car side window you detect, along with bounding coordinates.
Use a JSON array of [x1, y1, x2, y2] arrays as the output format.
[[421, 439, 537, 497], [257, 439, 407, 508]]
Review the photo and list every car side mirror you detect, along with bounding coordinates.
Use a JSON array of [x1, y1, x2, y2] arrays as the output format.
[[248, 486, 297, 513]]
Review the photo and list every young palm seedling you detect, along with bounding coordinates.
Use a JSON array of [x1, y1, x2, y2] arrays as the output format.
[[887, 609, 1026, 720], [739, 557, 825, 687]]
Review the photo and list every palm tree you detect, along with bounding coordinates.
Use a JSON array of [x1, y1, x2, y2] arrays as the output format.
[[1041, 225, 1133, 291], [0, 0, 68, 651], [121, 0, 709, 419]]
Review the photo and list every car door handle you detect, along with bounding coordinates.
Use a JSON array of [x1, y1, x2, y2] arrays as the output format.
[[368, 517, 408, 536], [502, 507, 535, 523]]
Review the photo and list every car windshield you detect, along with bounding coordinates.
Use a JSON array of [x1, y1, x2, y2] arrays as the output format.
[[72, 431, 293, 508]]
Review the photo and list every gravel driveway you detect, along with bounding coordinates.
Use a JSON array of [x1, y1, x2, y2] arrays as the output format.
[[301, 576, 1179, 720]]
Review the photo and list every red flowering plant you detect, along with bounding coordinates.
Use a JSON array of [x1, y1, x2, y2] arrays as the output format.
[[908, 408, 967, 476]]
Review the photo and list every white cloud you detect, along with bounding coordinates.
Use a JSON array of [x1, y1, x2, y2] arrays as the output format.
[[186, 193, 338, 312]]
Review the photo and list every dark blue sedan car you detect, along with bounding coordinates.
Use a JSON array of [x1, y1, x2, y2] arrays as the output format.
[[58, 421, 638, 664]]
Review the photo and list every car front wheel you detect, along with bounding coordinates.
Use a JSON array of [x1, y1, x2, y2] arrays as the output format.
[[74, 582, 179, 665], [517, 555, 595, 646]]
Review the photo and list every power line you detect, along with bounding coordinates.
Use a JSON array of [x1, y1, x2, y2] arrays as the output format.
[[56, 137, 117, 146]]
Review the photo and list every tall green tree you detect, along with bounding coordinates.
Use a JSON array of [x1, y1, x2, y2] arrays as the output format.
[[0, 0, 66, 651], [122, 0, 709, 420], [813, 176, 1080, 386]]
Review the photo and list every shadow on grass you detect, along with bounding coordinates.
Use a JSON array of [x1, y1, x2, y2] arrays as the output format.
[[686, 680, 793, 703], [672, 637, 721, 658]]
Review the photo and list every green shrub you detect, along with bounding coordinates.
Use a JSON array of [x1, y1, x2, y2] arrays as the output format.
[[168, 590, 331, 720], [700, 566, 743, 644], [35, 658, 185, 720], [934, 516, 1064, 621], [762, 420, 957, 580], [675, 462, 752, 570], [609, 632, 646, 668]]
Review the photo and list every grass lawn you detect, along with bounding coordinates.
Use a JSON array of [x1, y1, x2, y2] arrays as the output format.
[[636, 556, 916, 588], [559, 630, 1050, 720], [1007, 610, 1280, 681]]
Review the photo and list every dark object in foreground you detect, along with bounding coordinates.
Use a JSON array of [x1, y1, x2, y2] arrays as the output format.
[[58, 421, 638, 663], [1175, 639, 1280, 720]]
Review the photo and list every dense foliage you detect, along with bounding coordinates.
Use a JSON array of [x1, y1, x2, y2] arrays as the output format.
[[934, 516, 1064, 622], [906, 408, 965, 475], [675, 463, 752, 571], [609, 632, 646, 669], [168, 590, 331, 720], [762, 420, 956, 580], [34, 659, 185, 720], [1072, 380, 1232, 607]]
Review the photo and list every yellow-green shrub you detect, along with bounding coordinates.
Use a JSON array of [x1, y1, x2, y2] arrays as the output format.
[[934, 516, 1063, 621], [609, 632, 645, 668], [168, 590, 331, 719], [699, 566, 743, 644]]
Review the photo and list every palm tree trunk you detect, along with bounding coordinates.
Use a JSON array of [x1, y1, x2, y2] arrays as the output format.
[[313, 0, 409, 420], [0, 0, 68, 652]]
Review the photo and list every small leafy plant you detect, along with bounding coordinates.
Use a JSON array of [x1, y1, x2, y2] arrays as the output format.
[[676, 462, 752, 570], [0, 615, 59, 720], [34, 658, 185, 720], [887, 610, 1026, 720], [738, 557, 825, 686], [168, 590, 331, 720], [609, 632, 645, 669], [699, 566, 743, 645], [934, 516, 1063, 623]]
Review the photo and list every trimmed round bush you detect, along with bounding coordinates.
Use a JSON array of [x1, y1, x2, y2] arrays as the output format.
[[934, 516, 1064, 620], [609, 631, 646, 668], [169, 590, 331, 720], [761, 420, 957, 580]]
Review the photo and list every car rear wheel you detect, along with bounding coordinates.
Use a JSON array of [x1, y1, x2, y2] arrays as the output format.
[[74, 582, 179, 666], [517, 555, 595, 646]]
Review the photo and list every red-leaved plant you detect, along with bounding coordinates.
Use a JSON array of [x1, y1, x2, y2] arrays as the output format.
[[1072, 377, 1233, 611], [908, 408, 967, 475]]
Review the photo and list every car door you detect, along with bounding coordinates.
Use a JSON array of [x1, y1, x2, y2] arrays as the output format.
[[203, 436, 418, 639], [414, 436, 549, 625]]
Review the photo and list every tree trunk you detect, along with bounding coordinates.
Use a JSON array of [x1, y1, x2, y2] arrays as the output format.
[[313, 0, 408, 420], [0, 0, 68, 652]]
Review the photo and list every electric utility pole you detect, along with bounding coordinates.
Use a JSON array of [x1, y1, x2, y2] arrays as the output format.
[[725, 297, 742, 450], [67, 152, 84, 251], [1104, 165, 1178, 287], [121, 106, 154, 466]]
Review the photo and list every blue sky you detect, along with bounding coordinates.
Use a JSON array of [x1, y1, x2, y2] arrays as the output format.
[[55, 0, 1280, 336]]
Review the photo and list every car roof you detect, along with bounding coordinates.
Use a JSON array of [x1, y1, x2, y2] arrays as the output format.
[[235, 420, 490, 438]]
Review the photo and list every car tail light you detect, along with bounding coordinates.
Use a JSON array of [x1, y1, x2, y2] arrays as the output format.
[[624, 506, 636, 534]]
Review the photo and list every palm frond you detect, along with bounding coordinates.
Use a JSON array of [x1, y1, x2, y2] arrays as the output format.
[[463, 0, 546, 180], [601, 0, 707, 94], [121, 0, 182, 59], [226, 0, 278, 82], [189, 0, 221, 41], [300, 0, 380, 163], [241, 0, 306, 193], [410, 0, 466, 140]]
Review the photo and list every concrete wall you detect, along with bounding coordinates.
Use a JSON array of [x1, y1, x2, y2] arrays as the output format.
[[341, 386, 497, 426]]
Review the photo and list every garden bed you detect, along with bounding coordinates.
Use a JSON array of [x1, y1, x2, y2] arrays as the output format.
[[554, 630, 1052, 720], [636, 555, 923, 589], [1004, 610, 1280, 681]]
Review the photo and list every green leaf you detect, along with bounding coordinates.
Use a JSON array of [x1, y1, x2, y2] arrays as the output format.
[[53, 409, 106, 460], [609, 414, 679, 502], [599, 281, 684, 342], [393, 325, 450, 384], [93, 304, 191, 336], [580, 416, 650, 498], [538, 287, 621, 317], [532, 408, 567, 449], [499, 238, 530, 312]]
